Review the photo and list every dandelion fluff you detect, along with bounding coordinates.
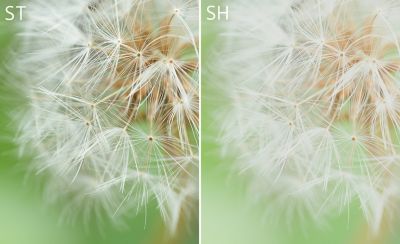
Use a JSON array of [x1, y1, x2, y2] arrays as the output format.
[[13, 0, 198, 232], [221, 0, 400, 233]]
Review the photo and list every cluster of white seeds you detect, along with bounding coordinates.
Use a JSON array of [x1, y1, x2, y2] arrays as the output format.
[[221, 0, 400, 232], [14, 0, 198, 231]]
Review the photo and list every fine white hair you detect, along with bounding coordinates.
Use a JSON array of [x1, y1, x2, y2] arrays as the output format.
[[13, 0, 199, 233]]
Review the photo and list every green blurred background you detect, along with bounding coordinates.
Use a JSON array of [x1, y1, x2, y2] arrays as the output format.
[[0, 1, 198, 243], [201, 1, 400, 244]]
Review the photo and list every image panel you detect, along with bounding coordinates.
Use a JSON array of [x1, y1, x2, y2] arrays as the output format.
[[0, 1, 198, 243], [202, 0, 400, 243]]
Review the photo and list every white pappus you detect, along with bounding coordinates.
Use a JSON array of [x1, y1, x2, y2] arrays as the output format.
[[13, 0, 199, 233], [220, 0, 400, 233]]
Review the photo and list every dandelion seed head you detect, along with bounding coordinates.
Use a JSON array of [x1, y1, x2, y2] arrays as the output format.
[[13, 0, 198, 232], [221, 0, 400, 232]]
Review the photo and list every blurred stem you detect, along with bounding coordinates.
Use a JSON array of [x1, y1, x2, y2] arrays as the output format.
[[352, 214, 390, 244], [148, 204, 198, 244]]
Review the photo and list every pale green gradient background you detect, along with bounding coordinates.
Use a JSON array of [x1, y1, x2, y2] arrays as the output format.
[[0, 1, 197, 243], [201, 1, 400, 243]]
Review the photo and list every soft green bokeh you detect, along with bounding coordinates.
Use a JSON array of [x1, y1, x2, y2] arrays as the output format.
[[0, 1, 197, 243], [201, 1, 400, 243]]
